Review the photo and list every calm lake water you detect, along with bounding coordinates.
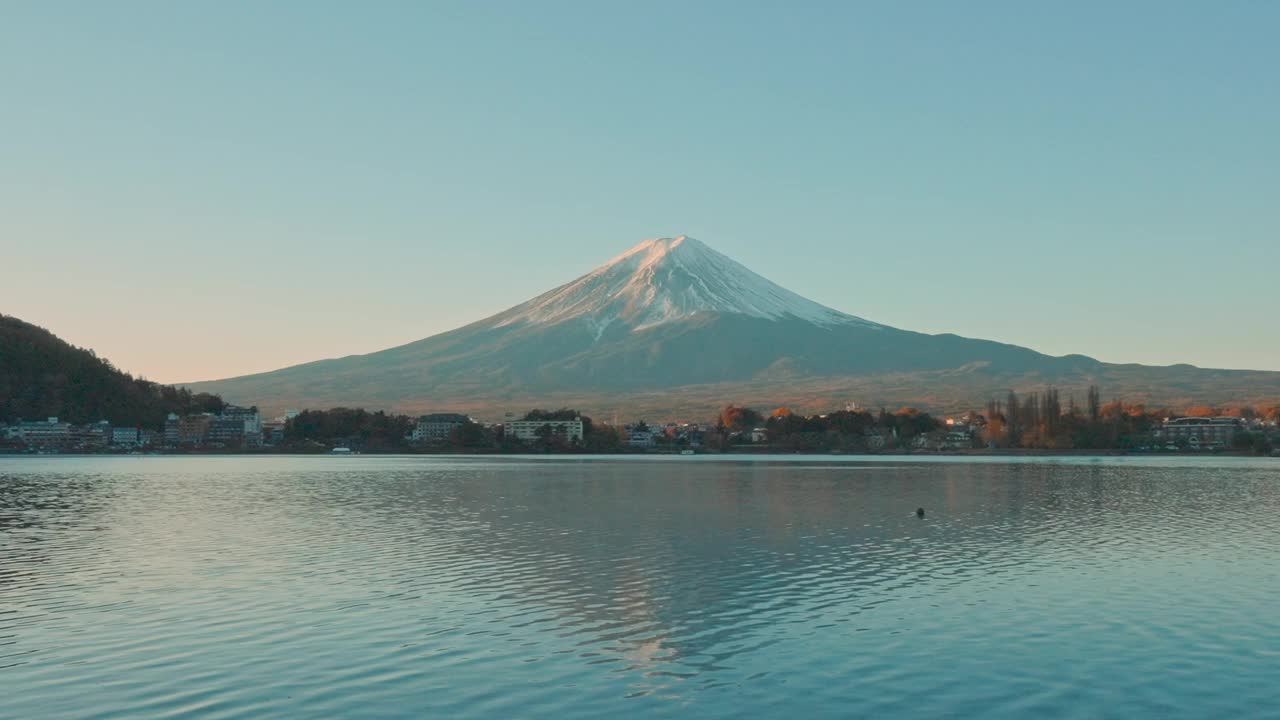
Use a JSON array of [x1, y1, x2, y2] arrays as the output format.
[[2, 455, 1279, 718]]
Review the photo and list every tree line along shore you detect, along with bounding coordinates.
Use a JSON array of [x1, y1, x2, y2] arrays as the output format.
[[6, 390, 1279, 457]]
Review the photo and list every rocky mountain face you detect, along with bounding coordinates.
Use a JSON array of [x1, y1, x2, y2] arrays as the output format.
[[184, 237, 1280, 418]]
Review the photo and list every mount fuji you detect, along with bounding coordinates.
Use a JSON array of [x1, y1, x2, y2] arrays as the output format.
[[187, 236, 1280, 417]]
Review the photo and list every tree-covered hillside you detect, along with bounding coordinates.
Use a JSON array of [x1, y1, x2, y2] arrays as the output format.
[[0, 314, 225, 428]]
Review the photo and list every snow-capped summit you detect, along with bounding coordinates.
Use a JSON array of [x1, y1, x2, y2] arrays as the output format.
[[490, 236, 880, 334]]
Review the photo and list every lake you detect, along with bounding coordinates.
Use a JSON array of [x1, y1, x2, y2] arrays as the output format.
[[2, 455, 1278, 718]]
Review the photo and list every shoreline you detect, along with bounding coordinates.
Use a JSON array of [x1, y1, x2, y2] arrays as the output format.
[[2, 447, 1271, 458]]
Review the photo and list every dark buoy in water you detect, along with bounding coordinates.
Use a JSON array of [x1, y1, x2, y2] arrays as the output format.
[[916, 507, 925, 518]]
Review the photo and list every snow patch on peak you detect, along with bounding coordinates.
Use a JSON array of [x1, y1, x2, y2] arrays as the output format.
[[595, 235, 705, 272], [491, 236, 882, 334]]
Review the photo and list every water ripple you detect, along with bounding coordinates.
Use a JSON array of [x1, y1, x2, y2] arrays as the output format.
[[2, 455, 1279, 718]]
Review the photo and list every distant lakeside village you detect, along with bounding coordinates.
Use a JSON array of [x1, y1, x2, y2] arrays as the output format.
[[4, 386, 1280, 457]]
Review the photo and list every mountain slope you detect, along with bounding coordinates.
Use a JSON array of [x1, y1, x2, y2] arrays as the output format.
[[0, 314, 226, 427], [184, 237, 1280, 417]]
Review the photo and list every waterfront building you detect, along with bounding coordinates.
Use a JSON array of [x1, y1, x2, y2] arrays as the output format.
[[207, 406, 262, 445], [73, 420, 112, 448], [262, 421, 286, 446], [178, 414, 214, 445], [222, 406, 263, 445], [1156, 417, 1242, 448], [207, 417, 244, 444], [412, 413, 472, 443], [627, 428, 655, 448], [17, 417, 73, 446], [111, 427, 140, 445], [503, 413, 584, 443], [164, 413, 181, 445]]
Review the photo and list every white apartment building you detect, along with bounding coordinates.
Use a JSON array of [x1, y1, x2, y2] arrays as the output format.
[[503, 413, 584, 443], [412, 413, 472, 442], [18, 417, 72, 444]]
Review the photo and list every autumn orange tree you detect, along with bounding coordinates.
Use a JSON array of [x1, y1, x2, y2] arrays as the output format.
[[719, 405, 763, 431]]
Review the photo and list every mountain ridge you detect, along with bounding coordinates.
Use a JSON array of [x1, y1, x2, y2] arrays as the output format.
[[184, 236, 1280, 417]]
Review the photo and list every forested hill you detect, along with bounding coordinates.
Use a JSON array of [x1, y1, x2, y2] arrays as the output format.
[[0, 314, 226, 428]]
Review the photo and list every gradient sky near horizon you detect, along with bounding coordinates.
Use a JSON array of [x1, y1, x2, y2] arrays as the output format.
[[3, 1, 1278, 383]]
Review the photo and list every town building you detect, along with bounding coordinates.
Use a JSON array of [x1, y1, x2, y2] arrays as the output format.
[[262, 421, 286, 446], [111, 427, 140, 445], [178, 414, 214, 445], [207, 416, 245, 444], [916, 429, 974, 450], [212, 406, 262, 445], [412, 413, 472, 443], [73, 420, 112, 448], [627, 428, 655, 448], [164, 413, 182, 445], [17, 417, 72, 446], [1156, 417, 1243, 448], [204, 406, 262, 446], [503, 413, 584, 443]]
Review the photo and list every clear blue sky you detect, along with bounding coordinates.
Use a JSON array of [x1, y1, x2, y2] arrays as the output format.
[[3, 1, 1277, 382]]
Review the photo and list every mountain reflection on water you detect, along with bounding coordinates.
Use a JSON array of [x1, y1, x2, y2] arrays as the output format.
[[2, 455, 1279, 718]]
